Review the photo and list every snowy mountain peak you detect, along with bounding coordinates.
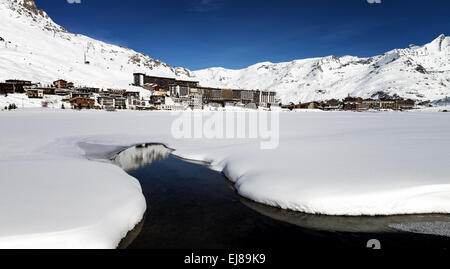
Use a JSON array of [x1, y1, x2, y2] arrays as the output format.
[[1, 0, 65, 33], [426, 34, 450, 53], [0, 0, 196, 92], [17, 0, 42, 15], [3, 0, 47, 20]]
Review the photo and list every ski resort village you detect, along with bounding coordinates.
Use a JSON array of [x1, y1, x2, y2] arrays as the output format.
[[0, 74, 428, 112], [1, 74, 279, 111]]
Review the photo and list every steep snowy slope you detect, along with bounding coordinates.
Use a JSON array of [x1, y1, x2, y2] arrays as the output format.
[[191, 36, 450, 103], [0, 0, 190, 90]]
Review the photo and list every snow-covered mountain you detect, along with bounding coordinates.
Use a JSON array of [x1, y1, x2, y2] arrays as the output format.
[[1, 0, 450, 103], [190, 36, 450, 103], [0, 0, 190, 91]]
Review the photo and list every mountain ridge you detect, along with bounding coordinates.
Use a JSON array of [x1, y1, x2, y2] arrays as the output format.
[[190, 34, 450, 103]]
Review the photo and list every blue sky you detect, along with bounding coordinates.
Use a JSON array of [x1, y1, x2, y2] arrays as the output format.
[[35, 0, 450, 70]]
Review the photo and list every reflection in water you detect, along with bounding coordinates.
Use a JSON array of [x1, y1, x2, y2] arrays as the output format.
[[240, 197, 450, 234], [117, 217, 145, 249], [113, 143, 450, 248], [113, 144, 173, 171]]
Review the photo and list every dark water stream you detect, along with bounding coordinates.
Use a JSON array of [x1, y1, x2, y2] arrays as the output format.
[[113, 144, 450, 250]]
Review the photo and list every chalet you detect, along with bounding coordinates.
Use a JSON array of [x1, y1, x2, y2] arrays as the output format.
[[71, 92, 92, 99], [115, 97, 127, 109], [0, 83, 15, 94], [67, 82, 75, 89], [53, 79, 68, 89], [124, 92, 140, 107], [1, 80, 33, 93], [323, 99, 342, 111], [26, 89, 44, 99], [5, 79, 32, 86], [97, 92, 127, 109], [75, 87, 100, 94], [296, 102, 322, 110], [70, 97, 94, 109], [98, 96, 115, 109]]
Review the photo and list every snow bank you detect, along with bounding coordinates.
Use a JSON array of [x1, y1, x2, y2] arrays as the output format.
[[1, 109, 450, 248], [0, 158, 145, 249]]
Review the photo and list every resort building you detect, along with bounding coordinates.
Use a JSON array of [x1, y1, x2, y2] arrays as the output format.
[[1, 80, 33, 93], [70, 97, 95, 109], [53, 79, 68, 89], [133, 73, 199, 90], [26, 89, 44, 99]]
